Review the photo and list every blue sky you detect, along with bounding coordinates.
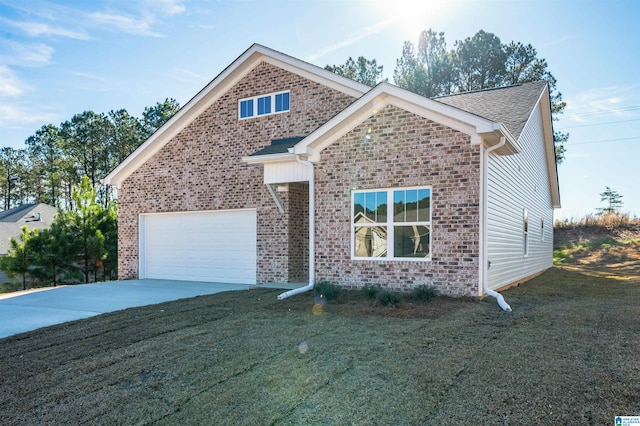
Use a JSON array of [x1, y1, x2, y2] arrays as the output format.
[[0, 0, 638, 219]]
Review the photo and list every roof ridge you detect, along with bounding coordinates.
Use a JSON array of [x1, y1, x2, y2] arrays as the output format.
[[433, 81, 547, 100]]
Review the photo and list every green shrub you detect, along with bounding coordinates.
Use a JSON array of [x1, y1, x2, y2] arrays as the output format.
[[314, 281, 341, 301], [377, 290, 401, 307], [411, 285, 438, 302], [361, 284, 380, 299]]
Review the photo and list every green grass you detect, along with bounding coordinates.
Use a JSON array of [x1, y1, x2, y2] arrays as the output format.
[[1, 267, 639, 425]]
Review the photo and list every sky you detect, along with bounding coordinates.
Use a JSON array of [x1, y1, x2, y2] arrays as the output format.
[[0, 0, 638, 220]]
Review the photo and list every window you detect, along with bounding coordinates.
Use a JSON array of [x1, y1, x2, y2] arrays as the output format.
[[239, 99, 254, 119], [275, 92, 289, 112], [257, 96, 271, 115], [523, 208, 529, 256], [352, 187, 431, 260], [238, 90, 290, 119]]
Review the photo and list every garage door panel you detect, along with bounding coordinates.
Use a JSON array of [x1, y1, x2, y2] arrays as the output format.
[[140, 210, 256, 284]]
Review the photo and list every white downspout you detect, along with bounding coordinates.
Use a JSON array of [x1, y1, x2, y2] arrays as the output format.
[[277, 156, 315, 300], [481, 136, 512, 312]]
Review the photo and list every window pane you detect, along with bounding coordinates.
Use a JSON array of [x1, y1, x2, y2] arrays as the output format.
[[353, 193, 365, 223], [376, 191, 387, 222], [393, 190, 405, 222], [354, 226, 387, 258], [365, 192, 376, 221], [275, 92, 290, 112], [240, 99, 253, 118], [394, 225, 430, 258], [418, 189, 430, 221], [257, 96, 271, 115], [405, 189, 418, 222]]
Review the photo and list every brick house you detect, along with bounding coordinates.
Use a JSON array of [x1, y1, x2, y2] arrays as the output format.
[[104, 44, 560, 303]]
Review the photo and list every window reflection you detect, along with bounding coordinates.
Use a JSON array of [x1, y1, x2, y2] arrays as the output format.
[[394, 226, 430, 257]]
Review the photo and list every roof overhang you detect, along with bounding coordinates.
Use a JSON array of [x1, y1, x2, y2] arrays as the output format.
[[289, 83, 519, 161], [103, 44, 370, 188], [242, 152, 296, 165], [522, 84, 560, 208]]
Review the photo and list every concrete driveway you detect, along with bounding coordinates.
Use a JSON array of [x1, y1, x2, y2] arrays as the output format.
[[0, 280, 294, 339]]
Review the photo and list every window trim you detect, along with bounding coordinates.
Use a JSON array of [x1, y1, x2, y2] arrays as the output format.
[[351, 186, 432, 262], [238, 90, 290, 120]]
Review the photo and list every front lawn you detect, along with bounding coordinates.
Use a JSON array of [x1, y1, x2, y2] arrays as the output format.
[[1, 266, 638, 425]]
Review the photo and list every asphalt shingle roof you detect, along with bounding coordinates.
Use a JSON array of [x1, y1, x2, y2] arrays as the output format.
[[0, 203, 58, 255], [434, 81, 548, 140], [249, 136, 305, 157]]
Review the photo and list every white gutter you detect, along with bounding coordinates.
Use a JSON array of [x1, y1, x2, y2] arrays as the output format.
[[277, 156, 315, 300], [481, 135, 512, 312]]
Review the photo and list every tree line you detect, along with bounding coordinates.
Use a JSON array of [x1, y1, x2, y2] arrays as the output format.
[[1, 176, 117, 290], [1, 98, 180, 210], [325, 29, 568, 163]]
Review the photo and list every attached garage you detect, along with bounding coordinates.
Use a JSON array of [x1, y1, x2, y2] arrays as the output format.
[[139, 209, 257, 284]]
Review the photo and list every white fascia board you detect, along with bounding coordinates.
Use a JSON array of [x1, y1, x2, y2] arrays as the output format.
[[241, 153, 296, 164], [103, 44, 368, 188], [261, 52, 370, 98], [537, 85, 561, 208], [294, 83, 499, 158]]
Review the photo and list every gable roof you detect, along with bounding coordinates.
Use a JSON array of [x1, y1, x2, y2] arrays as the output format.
[[0, 203, 58, 255], [434, 81, 548, 141], [438, 81, 559, 208], [291, 82, 519, 160], [103, 44, 370, 188]]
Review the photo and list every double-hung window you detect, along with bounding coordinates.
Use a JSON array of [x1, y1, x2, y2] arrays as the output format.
[[352, 187, 431, 260], [239, 90, 290, 119]]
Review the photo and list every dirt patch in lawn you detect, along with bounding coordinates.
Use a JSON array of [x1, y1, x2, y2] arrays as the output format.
[[554, 224, 640, 282]]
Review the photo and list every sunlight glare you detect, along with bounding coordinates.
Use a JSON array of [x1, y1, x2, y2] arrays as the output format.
[[371, 0, 450, 43]]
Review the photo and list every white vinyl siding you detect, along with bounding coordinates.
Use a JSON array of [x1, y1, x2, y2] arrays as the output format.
[[264, 162, 311, 184], [486, 103, 554, 290], [139, 210, 257, 284]]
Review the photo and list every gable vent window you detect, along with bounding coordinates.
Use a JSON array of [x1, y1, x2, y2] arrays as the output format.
[[239, 90, 290, 120]]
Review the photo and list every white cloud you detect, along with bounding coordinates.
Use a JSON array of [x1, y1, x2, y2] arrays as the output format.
[[306, 17, 399, 62], [0, 103, 59, 128], [90, 11, 162, 37], [0, 66, 27, 97], [151, 0, 186, 16], [0, 41, 55, 67], [17, 21, 91, 40], [563, 85, 640, 123]]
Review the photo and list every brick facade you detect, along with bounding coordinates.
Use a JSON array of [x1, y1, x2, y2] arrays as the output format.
[[117, 61, 481, 296], [314, 105, 481, 296], [117, 62, 354, 281]]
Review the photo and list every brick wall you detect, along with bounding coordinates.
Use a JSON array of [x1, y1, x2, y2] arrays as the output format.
[[314, 105, 481, 296], [118, 62, 355, 281]]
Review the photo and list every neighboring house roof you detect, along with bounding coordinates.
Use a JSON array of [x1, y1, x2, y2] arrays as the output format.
[[0, 203, 58, 255], [434, 81, 549, 141]]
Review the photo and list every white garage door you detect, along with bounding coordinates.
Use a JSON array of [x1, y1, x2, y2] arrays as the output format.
[[139, 210, 257, 284]]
